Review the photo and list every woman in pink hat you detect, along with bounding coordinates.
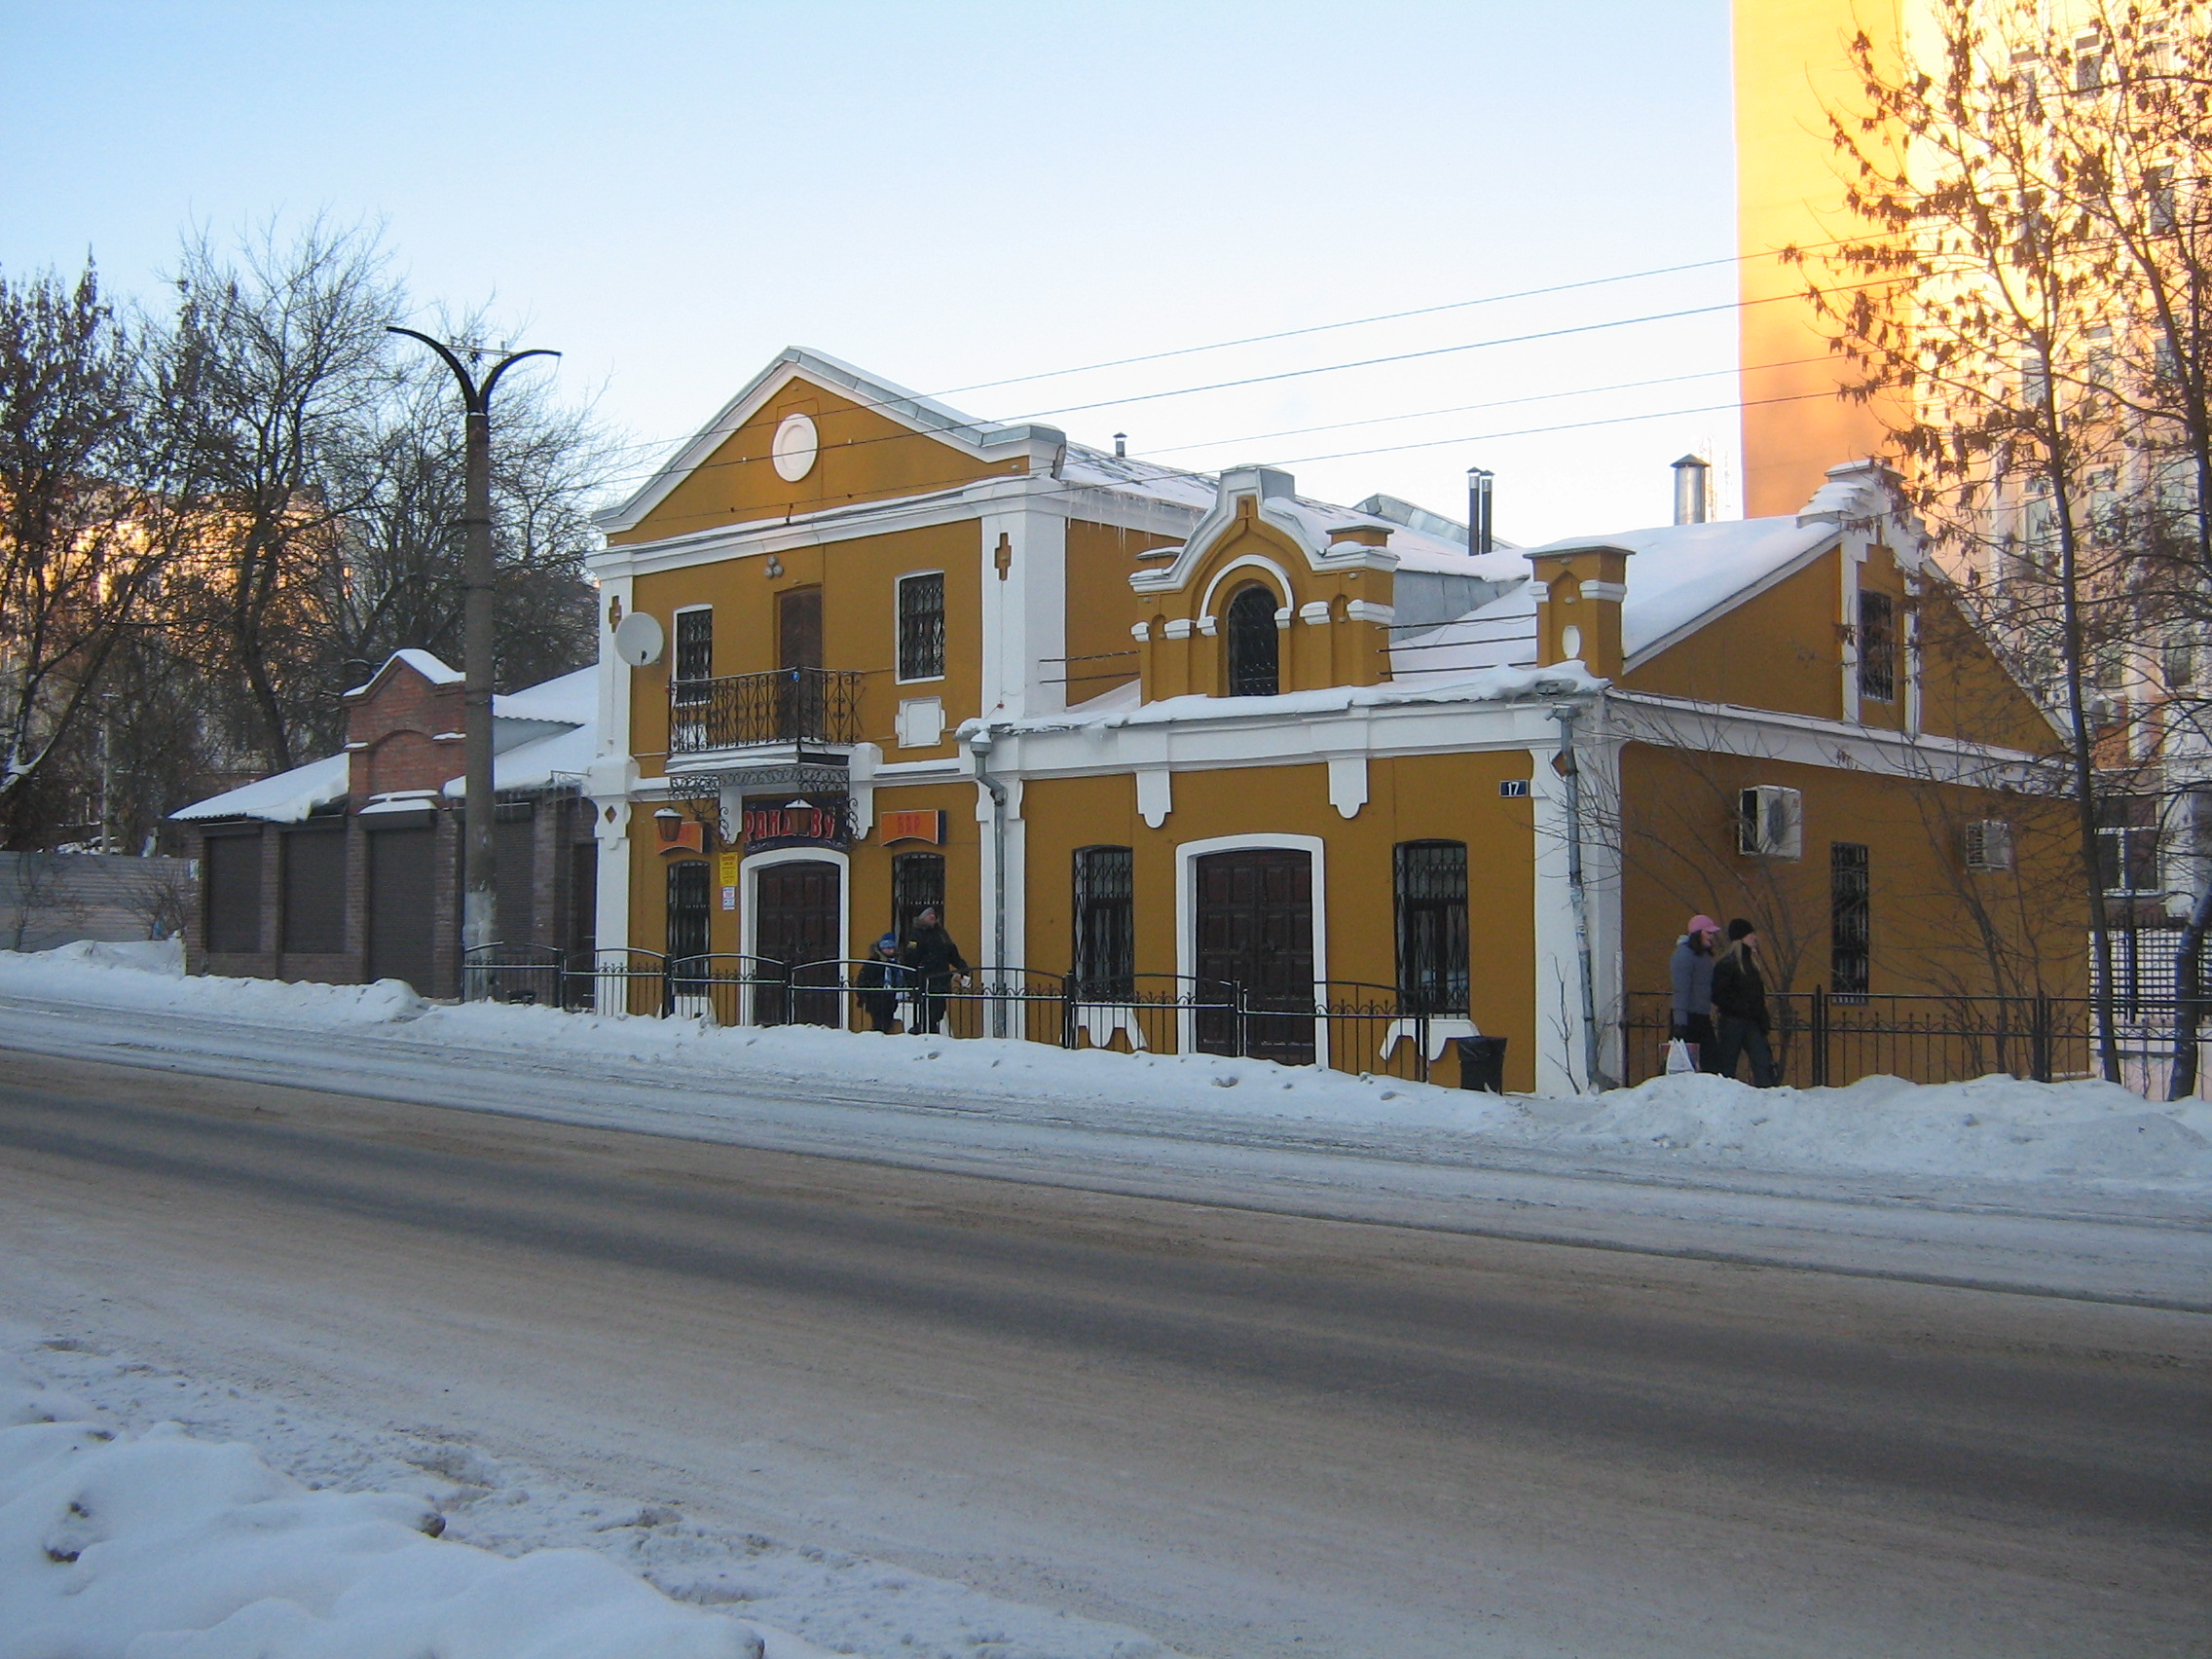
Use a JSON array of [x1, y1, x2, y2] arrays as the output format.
[[1668, 914, 1722, 1072]]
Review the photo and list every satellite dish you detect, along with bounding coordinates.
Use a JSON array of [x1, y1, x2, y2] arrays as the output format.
[[612, 611, 665, 667]]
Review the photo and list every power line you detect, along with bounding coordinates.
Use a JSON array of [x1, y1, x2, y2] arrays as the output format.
[[612, 385, 1846, 541], [579, 240, 1867, 469], [588, 277, 1903, 502]]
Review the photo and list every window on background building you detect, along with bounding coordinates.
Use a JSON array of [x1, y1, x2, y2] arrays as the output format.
[[674, 608, 713, 700], [1394, 841, 1470, 1015], [1857, 591, 1897, 704], [2097, 797, 2165, 894], [897, 572, 945, 681], [892, 850, 945, 942], [2164, 631, 2195, 691], [1830, 842, 1870, 1000], [1072, 846, 1134, 999], [1226, 584, 1280, 698]]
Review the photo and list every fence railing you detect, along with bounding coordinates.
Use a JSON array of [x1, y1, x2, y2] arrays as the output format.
[[461, 946, 1476, 1081], [1621, 987, 2212, 1097], [668, 668, 866, 754]]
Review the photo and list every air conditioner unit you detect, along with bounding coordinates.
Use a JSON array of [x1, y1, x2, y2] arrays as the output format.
[[1965, 819, 2015, 872], [1738, 786, 1803, 860]]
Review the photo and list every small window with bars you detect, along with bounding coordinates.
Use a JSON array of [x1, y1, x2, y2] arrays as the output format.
[[1830, 841, 1870, 1000], [1857, 590, 1896, 703], [892, 850, 946, 941], [673, 608, 713, 704], [1394, 841, 1469, 1015], [897, 572, 945, 682], [1072, 845, 1134, 1000]]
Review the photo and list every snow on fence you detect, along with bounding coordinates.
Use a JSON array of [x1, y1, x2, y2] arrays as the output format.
[[1620, 987, 2212, 1099], [461, 946, 1464, 1083]]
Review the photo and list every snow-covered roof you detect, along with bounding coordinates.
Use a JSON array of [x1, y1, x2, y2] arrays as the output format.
[[344, 648, 461, 699], [985, 662, 1601, 739], [493, 666, 595, 725], [1388, 512, 1843, 682], [444, 720, 595, 800], [1530, 516, 1834, 661], [170, 754, 351, 824], [174, 664, 600, 824], [1057, 445, 1217, 513]]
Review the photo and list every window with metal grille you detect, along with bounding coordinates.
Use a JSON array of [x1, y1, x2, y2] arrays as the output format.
[[2097, 796, 2164, 894], [1394, 841, 1469, 1015], [1830, 841, 1870, 999], [1858, 590, 1896, 703], [673, 608, 713, 703], [666, 859, 710, 961], [897, 572, 945, 681], [1226, 584, 1279, 698], [892, 850, 945, 942], [1072, 846, 1134, 999]]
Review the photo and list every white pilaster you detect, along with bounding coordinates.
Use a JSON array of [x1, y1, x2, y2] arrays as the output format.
[[978, 499, 1068, 720]]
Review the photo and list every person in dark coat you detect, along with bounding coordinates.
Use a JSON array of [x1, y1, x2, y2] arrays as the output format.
[[901, 906, 969, 1036], [1668, 913, 1722, 1072], [855, 932, 908, 1033], [1710, 917, 1780, 1087]]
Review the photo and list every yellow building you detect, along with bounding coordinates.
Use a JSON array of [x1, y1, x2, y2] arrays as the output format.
[[585, 349, 2070, 1093]]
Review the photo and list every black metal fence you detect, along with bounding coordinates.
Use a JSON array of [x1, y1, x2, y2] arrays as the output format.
[[668, 668, 866, 753], [1621, 987, 2212, 1097], [461, 946, 1478, 1081]]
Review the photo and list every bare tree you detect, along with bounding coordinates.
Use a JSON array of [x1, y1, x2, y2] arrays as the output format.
[[0, 262, 179, 844], [1785, 0, 2212, 1078]]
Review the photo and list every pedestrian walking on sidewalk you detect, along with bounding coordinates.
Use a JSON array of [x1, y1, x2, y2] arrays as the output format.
[[1711, 918, 1780, 1088], [856, 933, 909, 1033], [1668, 914, 1722, 1072], [902, 906, 970, 1036]]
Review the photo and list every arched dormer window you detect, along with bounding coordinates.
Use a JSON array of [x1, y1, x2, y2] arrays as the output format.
[[1226, 583, 1280, 697]]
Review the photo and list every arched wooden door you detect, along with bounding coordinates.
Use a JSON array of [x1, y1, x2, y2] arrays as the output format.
[[754, 859, 842, 1026], [1194, 847, 1313, 1063]]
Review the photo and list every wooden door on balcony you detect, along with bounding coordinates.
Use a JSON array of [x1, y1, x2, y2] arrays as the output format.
[[755, 858, 841, 1027], [1194, 848, 1314, 1063], [777, 587, 824, 740]]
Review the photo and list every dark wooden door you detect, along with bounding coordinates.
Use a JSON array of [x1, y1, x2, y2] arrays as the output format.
[[366, 828, 436, 993], [755, 859, 841, 1026], [777, 588, 825, 739], [1194, 848, 1314, 1062]]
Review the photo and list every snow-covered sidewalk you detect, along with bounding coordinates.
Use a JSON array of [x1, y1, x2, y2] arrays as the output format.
[[0, 941, 2205, 1308]]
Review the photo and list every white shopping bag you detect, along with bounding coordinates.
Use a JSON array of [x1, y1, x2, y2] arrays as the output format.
[[1663, 1038, 1698, 1075]]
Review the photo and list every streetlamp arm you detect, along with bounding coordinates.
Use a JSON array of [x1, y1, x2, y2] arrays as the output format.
[[481, 348, 561, 407], [386, 326, 483, 408]]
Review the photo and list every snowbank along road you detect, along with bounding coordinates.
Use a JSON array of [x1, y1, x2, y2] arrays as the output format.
[[1, 1049, 2206, 1659]]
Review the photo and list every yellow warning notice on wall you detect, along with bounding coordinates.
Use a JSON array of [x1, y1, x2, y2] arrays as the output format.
[[718, 852, 740, 887]]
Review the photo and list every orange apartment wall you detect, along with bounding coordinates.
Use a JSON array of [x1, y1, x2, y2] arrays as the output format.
[[626, 518, 982, 770], [608, 381, 1021, 545], [1016, 751, 1542, 1092], [1736, 0, 1911, 516]]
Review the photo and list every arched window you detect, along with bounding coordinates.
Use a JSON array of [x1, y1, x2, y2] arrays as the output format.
[[1225, 583, 1280, 697]]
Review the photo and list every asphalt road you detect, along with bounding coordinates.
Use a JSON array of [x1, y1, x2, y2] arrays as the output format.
[[0, 1050, 2204, 1658]]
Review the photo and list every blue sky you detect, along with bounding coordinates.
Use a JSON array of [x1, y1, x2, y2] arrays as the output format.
[[2, 2, 1741, 542]]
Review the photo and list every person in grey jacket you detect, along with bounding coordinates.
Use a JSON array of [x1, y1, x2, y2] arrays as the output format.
[[1668, 914, 1722, 1072]]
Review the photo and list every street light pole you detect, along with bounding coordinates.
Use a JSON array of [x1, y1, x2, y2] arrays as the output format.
[[387, 328, 558, 962]]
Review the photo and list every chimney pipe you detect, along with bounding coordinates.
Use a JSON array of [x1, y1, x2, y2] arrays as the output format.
[[1113, 432, 1127, 459], [1467, 466, 1493, 555], [1672, 454, 1711, 525]]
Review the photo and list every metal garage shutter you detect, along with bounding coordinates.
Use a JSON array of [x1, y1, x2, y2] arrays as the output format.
[[495, 806, 535, 945], [366, 828, 436, 991], [204, 833, 263, 953], [281, 829, 347, 953]]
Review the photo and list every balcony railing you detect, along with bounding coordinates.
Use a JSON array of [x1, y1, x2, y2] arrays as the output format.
[[670, 668, 865, 753]]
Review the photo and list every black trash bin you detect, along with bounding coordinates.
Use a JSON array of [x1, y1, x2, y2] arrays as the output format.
[[1455, 1035, 1508, 1092]]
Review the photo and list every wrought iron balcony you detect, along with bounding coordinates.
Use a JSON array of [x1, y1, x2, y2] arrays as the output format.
[[669, 668, 865, 754]]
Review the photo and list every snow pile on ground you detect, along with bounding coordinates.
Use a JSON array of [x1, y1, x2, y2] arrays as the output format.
[[2, 941, 2207, 1195], [0, 1366, 771, 1659], [0, 939, 423, 1025]]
